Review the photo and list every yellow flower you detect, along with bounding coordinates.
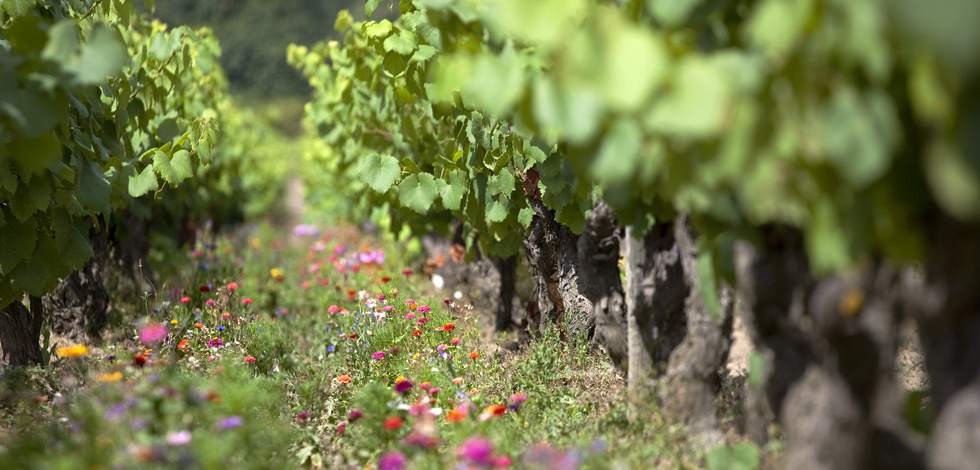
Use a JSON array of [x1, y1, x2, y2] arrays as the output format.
[[170, 319, 178, 325], [58, 344, 89, 358], [270, 268, 283, 278], [97, 371, 123, 382], [249, 237, 261, 248], [396, 376, 406, 383]]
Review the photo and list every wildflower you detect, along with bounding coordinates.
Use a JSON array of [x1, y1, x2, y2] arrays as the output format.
[[194, 322, 203, 328], [328, 305, 341, 313], [383, 416, 404, 430], [378, 451, 406, 470], [336, 375, 353, 384], [452, 377, 464, 385], [404, 432, 439, 448], [383, 305, 394, 312], [443, 298, 451, 304], [435, 327, 445, 332], [402, 269, 413, 276], [105, 354, 117, 361], [469, 351, 480, 360], [241, 298, 252, 304], [405, 299, 416, 305], [509, 393, 527, 411], [348, 333, 358, 339], [373, 351, 386, 360], [199, 285, 210, 293], [295, 411, 310, 423], [443, 323, 455, 331], [132, 354, 147, 368], [419, 382, 432, 390], [429, 387, 441, 396], [98, 371, 123, 382], [405, 313, 416, 320], [348, 408, 363, 421], [221, 312, 232, 320], [479, 404, 507, 421], [166, 430, 192, 446], [205, 299, 216, 307], [417, 317, 429, 326], [389, 345, 402, 355], [418, 305, 431, 314], [139, 324, 169, 344], [450, 338, 460, 345], [58, 344, 89, 358], [227, 282, 238, 292], [337, 420, 347, 435], [180, 296, 191, 303], [177, 340, 189, 350], [395, 380, 414, 394], [445, 405, 467, 422], [437, 344, 447, 351], [270, 268, 284, 281], [381, 276, 392, 283], [457, 436, 499, 466], [216, 325, 225, 331], [170, 319, 178, 325], [218, 416, 244, 430], [244, 356, 256, 363], [207, 338, 223, 348]]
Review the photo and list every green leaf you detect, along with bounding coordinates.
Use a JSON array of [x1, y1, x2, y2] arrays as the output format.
[[384, 29, 417, 55], [411, 45, 438, 63], [592, 118, 642, 185], [0, 215, 36, 275], [366, 0, 382, 18], [648, 0, 702, 26], [748, 351, 764, 388], [438, 171, 468, 210], [152, 149, 193, 185], [518, 207, 534, 227], [60, 225, 94, 268], [365, 20, 393, 38], [697, 249, 722, 321], [707, 442, 760, 470], [397, 172, 438, 213], [41, 20, 81, 65], [76, 156, 112, 210], [486, 198, 508, 222], [487, 167, 515, 198], [72, 23, 127, 85], [170, 150, 194, 181], [359, 154, 401, 194], [598, 16, 668, 111], [806, 199, 852, 275], [645, 57, 730, 138], [925, 139, 980, 220], [0, 0, 35, 19], [0, 157, 16, 193], [128, 164, 159, 197]]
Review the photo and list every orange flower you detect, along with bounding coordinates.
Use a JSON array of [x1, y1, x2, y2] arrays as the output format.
[[452, 377, 463, 385], [445, 405, 467, 422], [443, 323, 455, 331], [177, 340, 189, 350], [468, 351, 480, 360], [382, 416, 404, 429], [336, 375, 353, 384], [194, 322, 203, 328]]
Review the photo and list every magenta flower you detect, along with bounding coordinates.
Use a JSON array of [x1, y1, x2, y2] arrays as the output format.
[[450, 338, 460, 345], [437, 344, 447, 351], [457, 436, 495, 466], [378, 451, 406, 470], [348, 408, 363, 421], [328, 305, 341, 313], [139, 323, 169, 344], [429, 387, 441, 396], [394, 380, 414, 394], [417, 305, 431, 314], [207, 338, 223, 348], [218, 416, 243, 429], [405, 313, 416, 320], [373, 351, 386, 360]]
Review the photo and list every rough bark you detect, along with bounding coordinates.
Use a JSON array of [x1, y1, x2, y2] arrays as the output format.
[[577, 199, 627, 371], [625, 221, 688, 397], [490, 255, 517, 332], [42, 229, 110, 345], [662, 217, 734, 435], [523, 198, 593, 336], [913, 214, 980, 469], [736, 226, 923, 469], [0, 296, 45, 367]]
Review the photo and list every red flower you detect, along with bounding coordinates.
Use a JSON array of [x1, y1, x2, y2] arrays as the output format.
[[132, 355, 147, 368], [411, 329, 422, 336], [383, 416, 404, 430], [199, 285, 210, 293], [443, 323, 456, 331], [177, 340, 189, 350], [348, 333, 358, 339], [381, 276, 391, 283], [244, 356, 256, 363], [241, 298, 252, 304]]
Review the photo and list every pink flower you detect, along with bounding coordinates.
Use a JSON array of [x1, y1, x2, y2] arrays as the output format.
[[437, 344, 447, 351], [180, 296, 191, 303], [139, 323, 169, 344], [394, 379, 414, 394], [348, 408, 363, 421], [402, 269, 413, 276], [378, 451, 406, 470], [166, 430, 192, 446], [241, 298, 253, 304], [244, 356, 256, 363], [227, 282, 238, 292], [450, 338, 460, 345], [405, 313, 416, 320], [328, 305, 341, 314], [205, 299, 216, 307], [429, 387, 441, 396], [457, 436, 495, 466], [417, 305, 431, 314], [373, 351, 386, 360]]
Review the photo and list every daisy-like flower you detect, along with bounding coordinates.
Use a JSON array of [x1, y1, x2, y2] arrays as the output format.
[[383, 416, 404, 430], [378, 451, 406, 470], [429, 387, 441, 396], [405, 312, 416, 320], [443, 323, 456, 331], [335, 375, 353, 384], [58, 344, 89, 358], [437, 344, 447, 351], [452, 377, 464, 385], [394, 379, 414, 394], [469, 351, 480, 360], [417, 305, 431, 314], [244, 356, 256, 363], [241, 298, 253, 304], [373, 351, 386, 360], [177, 340, 189, 350], [180, 296, 191, 303], [328, 305, 341, 314], [450, 338, 460, 345]]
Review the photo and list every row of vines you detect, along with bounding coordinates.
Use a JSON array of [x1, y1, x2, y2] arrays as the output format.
[[292, 0, 980, 468]]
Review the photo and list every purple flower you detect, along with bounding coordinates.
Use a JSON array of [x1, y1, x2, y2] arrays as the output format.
[[139, 323, 169, 344], [457, 436, 495, 466], [207, 338, 223, 348], [372, 351, 386, 360], [104, 403, 125, 422], [348, 408, 363, 421], [378, 451, 406, 470], [394, 380, 414, 394], [218, 416, 244, 429]]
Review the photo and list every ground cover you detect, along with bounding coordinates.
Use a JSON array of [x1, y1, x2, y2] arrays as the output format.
[[0, 223, 763, 469]]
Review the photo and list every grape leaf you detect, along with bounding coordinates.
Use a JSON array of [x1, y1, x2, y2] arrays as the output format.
[[384, 30, 417, 55], [128, 164, 160, 197], [76, 156, 112, 210], [0, 216, 36, 275], [398, 172, 438, 213], [438, 171, 468, 210], [359, 154, 401, 193], [72, 23, 127, 85]]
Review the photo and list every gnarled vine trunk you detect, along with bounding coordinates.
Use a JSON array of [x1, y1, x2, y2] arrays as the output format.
[[43, 229, 110, 345], [736, 226, 924, 470], [0, 296, 45, 367], [578, 200, 627, 370], [524, 198, 593, 336], [625, 216, 733, 436]]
